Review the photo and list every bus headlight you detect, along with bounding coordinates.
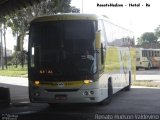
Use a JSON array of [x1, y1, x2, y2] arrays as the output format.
[[83, 90, 94, 96], [90, 91, 94, 95], [34, 81, 40, 86], [83, 91, 89, 96], [84, 80, 93, 84]]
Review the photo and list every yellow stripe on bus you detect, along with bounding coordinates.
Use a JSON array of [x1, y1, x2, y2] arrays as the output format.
[[36, 81, 84, 88]]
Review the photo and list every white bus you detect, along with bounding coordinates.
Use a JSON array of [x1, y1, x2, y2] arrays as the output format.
[[28, 14, 135, 105], [136, 48, 160, 70]]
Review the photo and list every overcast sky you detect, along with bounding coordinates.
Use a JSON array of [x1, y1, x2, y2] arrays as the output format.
[[5, 0, 160, 50], [71, 0, 160, 41]]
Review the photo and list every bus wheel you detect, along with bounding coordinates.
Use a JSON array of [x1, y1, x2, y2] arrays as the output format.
[[145, 63, 151, 70], [136, 67, 139, 70], [48, 103, 61, 108], [124, 71, 131, 91], [99, 79, 113, 105]]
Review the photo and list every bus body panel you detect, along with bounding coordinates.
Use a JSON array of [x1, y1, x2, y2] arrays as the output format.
[[28, 14, 135, 104]]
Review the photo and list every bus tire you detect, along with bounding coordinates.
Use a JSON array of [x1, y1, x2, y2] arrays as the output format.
[[136, 67, 139, 70], [124, 71, 131, 91], [49, 103, 61, 108], [99, 79, 113, 105], [145, 63, 151, 70]]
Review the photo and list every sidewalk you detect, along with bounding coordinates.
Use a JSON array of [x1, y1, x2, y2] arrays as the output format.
[[0, 76, 28, 87], [0, 76, 29, 104], [136, 75, 160, 81]]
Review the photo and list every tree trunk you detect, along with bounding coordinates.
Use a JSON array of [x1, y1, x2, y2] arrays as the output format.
[[0, 26, 4, 70], [15, 51, 18, 68], [17, 34, 25, 68], [3, 21, 7, 69]]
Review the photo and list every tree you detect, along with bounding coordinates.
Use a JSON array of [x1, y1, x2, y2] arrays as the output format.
[[137, 32, 158, 45], [7, 0, 79, 68], [70, 6, 80, 13], [0, 17, 8, 69], [0, 22, 4, 70], [29, 0, 79, 16], [8, 0, 79, 48], [136, 37, 143, 45], [7, 11, 29, 68], [155, 25, 160, 39]]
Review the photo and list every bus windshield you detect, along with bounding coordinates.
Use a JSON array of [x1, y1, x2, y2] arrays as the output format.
[[29, 20, 96, 80]]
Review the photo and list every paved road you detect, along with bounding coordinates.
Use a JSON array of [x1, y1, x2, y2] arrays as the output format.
[[1, 86, 160, 120], [0, 76, 28, 103], [1, 76, 160, 120], [136, 68, 160, 81], [136, 68, 160, 75]]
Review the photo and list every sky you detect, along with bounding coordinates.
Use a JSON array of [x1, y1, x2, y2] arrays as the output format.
[[4, 0, 160, 50], [71, 0, 160, 42]]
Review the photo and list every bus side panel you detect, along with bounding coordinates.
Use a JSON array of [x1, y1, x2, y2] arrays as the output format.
[[104, 47, 131, 94], [130, 48, 136, 82]]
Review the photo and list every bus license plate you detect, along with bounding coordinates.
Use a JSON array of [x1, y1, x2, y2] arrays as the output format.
[[55, 95, 67, 100]]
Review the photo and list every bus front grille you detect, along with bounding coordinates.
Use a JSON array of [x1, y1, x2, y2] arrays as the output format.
[[45, 89, 79, 92]]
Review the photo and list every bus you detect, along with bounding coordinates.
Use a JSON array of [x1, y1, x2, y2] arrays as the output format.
[[28, 14, 135, 105], [136, 48, 160, 70]]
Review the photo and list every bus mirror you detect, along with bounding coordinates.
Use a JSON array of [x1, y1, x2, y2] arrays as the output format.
[[95, 31, 101, 49]]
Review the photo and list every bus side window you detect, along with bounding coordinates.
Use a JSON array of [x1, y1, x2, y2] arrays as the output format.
[[142, 51, 144, 57], [31, 46, 35, 68], [155, 51, 157, 57], [146, 51, 149, 57], [149, 51, 151, 57], [142, 50, 146, 57], [98, 20, 106, 66], [98, 20, 106, 45], [144, 51, 147, 57], [152, 51, 154, 57]]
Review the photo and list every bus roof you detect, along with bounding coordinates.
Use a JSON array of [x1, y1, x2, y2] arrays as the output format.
[[31, 13, 99, 23], [30, 13, 133, 33]]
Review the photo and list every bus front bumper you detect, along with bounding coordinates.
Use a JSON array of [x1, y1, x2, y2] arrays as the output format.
[[29, 88, 106, 103]]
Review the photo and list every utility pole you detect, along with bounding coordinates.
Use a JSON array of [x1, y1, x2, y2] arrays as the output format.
[[82, 0, 83, 13]]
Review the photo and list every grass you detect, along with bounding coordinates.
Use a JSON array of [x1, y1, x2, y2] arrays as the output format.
[[132, 80, 160, 88], [0, 65, 28, 77]]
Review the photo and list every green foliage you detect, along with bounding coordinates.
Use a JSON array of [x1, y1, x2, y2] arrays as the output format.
[[155, 25, 160, 38], [9, 48, 26, 68], [7, 0, 80, 53], [137, 32, 158, 45], [0, 16, 9, 69], [29, 0, 74, 16], [0, 65, 27, 77], [5, 0, 79, 68]]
